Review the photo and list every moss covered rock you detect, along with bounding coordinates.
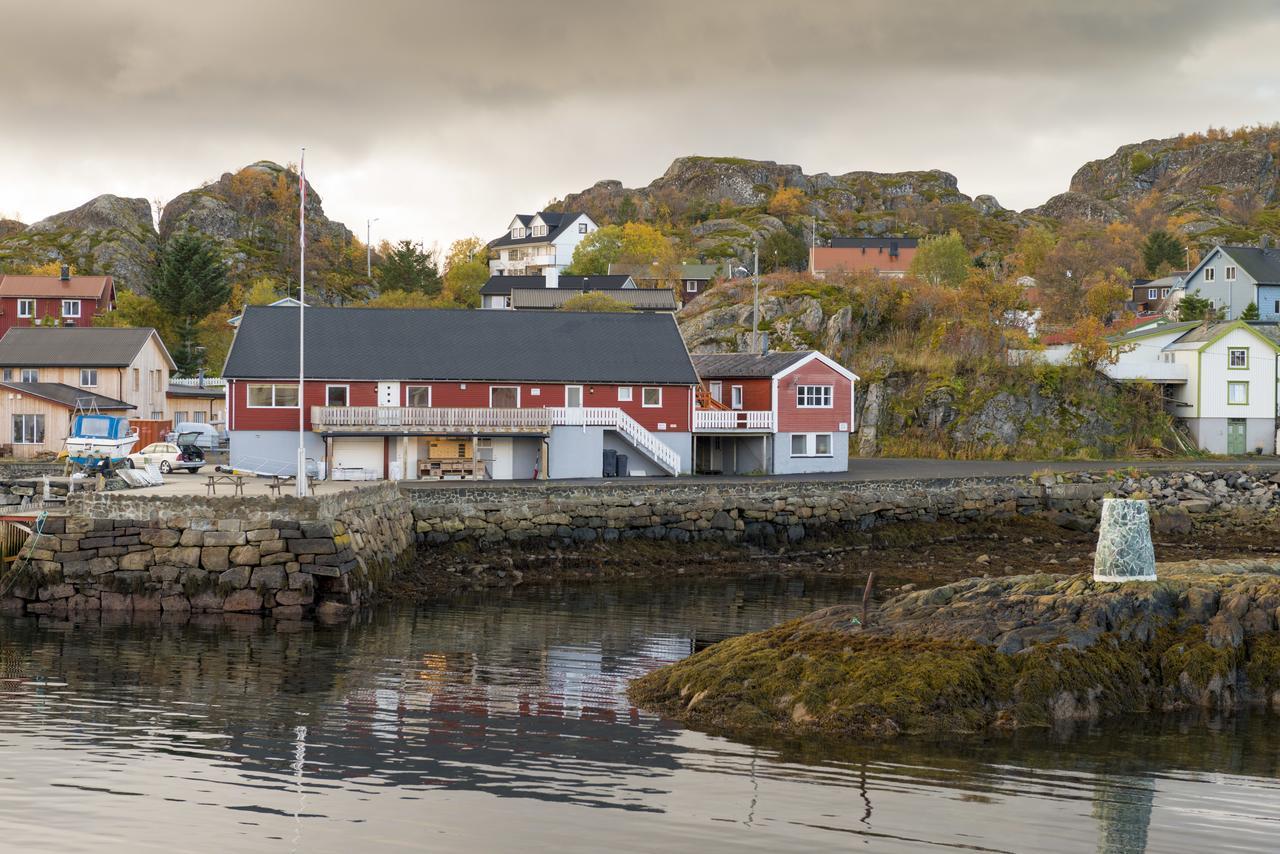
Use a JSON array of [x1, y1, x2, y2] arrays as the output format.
[[630, 560, 1280, 739]]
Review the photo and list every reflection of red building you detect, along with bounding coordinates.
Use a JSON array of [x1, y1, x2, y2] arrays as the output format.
[[810, 237, 918, 278]]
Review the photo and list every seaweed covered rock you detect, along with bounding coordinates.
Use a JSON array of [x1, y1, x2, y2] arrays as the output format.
[[629, 560, 1280, 739]]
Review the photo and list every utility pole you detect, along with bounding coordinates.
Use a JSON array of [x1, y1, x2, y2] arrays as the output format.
[[366, 217, 379, 279], [297, 149, 308, 498], [752, 245, 760, 354]]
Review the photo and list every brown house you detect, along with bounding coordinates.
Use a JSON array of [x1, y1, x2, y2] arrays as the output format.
[[809, 237, 918, 278]]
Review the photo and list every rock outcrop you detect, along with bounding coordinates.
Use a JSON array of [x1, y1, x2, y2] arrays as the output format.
[[629, 560, 1280, 739]]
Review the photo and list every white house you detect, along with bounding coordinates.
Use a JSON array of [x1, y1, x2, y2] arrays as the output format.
[[487, 211, 598, 277], [1109, 320, 1280, 454]]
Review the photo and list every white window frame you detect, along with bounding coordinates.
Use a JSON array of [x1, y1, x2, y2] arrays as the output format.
[[406, 385, 432, 407], [564, 385, 583, 408], [12, 413, 44, 445], [1225, 265, 1237, 281], [190, 411, 206, 424], [790, 432, 833, 458], [1147, 288, 1158, 300], [531, 225, 547, 237], [80, 368, 98, 387], [796, 384, 834, 408], [489, 385, 520, 408], [246, 383, 301, 408], [708, 381, 722, 403], [511, 227, 525, 239], [325, 384, 350, 407], [641, 387, 662, 408], [1204, 267, 1216, 282], [16, 299, 34, 319], [617, 386, 633, 402], [731, 385, 744, 410], [687, 280, 699, 293], [19, 368, 37, 383], [61, 299, 81, 318]]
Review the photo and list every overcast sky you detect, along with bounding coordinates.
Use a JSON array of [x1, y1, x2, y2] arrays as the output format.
[[4, 0, 1279, 250]]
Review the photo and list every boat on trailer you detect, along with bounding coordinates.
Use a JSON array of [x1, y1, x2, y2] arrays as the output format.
[[66, 412, 138, 469]]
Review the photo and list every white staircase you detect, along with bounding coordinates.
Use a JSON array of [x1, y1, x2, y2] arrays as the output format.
[[551, 407, 682, 475]]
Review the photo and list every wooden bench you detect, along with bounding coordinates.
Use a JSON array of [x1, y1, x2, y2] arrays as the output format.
[[206, 474, 245, 497]]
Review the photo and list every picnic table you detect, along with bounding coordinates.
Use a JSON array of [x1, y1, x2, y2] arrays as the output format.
[[206, 473, 245, 497], [267, 473, 317, 497]]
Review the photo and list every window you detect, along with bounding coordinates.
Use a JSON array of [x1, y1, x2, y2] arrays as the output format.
[[406, 386, 431, 407], [150, 410, 164, 420], [152, 370, 162, 392], [1161, 288, 1170, 297], [1228, 381, 1249, 405], [511, 227, 525, 239], [510, 248, 524, 261], [1275, 300, 1279, 315], [61, 299, 81, 318], [174, 411, 189, 424], [531, 225, 547, 237], [688, 280, 699, 293], [80, 368, 98, 387], [1147, 288, 1158, 300], [617, 386, 633, 402], [13, 414, 45, 444], [578, 222, 588, 234], [565, 385, 583, 408], [133, 368, 140, 391], [325, 385, 349, 407], [490, 386, 519, 408], [2, 369, 11, 381], [1225, 265, 1237, 281], [1204, 267, 1216, 282], [790, 432, 833, 457], [246, 383, 300, 407], [1228, 348, 1248, 369], [642, 387, 662, 408], [20, 369, 37, 383], [191, 411, 206, 423], [708, 381, 722, 403], [731, 385, 744, 410], [16, 299, 34, 318], [796, 384, 833, 408]]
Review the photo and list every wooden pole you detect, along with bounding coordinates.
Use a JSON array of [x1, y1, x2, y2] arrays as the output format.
[[861, 571, 875, 627]]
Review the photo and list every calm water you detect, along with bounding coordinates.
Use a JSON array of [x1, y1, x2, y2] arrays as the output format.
[[2, 577, 1279, 854]]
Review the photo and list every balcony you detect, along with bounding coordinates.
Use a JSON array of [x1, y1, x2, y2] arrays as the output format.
[[312, 406, 554, 433], [489, 254, 557, 273], [693, 410, 775, 432]]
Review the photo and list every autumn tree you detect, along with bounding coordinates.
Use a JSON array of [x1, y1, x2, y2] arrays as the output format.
[[558, 292, 629, 312], [362, 289, 438, 309], [1067, 316, 1122, 369], [376, 240, 441, 295], [909, 230, 971, 287], [441, 237, 489, 308], [767, 185, 807, 219], [1141, 229, 1184, 275], [1082, 268, 1131, 321], [566, 222, 676, 278], [1037, 220, 1142, 323], [1010, 225, 1057, 278], [244, 277, 283, 305], [149, 233, 231, 375]]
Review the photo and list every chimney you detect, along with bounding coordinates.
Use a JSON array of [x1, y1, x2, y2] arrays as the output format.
[[60, 264, 70, 282], [544, 267, 559, 289]]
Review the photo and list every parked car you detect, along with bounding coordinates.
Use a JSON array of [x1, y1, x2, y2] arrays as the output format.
[[126, 435, 205, 474], [164, 422, 225, 450]]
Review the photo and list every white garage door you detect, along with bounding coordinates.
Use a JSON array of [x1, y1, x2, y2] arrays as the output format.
[[332, 437, 384, 480]]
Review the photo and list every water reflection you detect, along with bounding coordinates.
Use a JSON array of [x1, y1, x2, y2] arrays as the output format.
[[1, 577, 1278, 853]]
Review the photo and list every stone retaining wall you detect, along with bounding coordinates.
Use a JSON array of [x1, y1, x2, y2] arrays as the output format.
[[3, 484, 413, 619]]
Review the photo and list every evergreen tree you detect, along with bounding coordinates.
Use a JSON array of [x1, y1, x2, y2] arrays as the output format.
[[1176, 293, 1214, 322], [376, 240, 441, 295], [760, 229, 808, 273], [1241, 301, 1260, 320], [1141, 229, 1184, 274], [149, 233, 230, 375]]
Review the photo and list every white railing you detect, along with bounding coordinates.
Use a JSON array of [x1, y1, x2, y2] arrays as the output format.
[[311, 406, 555, 430], [312, 405, 683, 475], [693, 410, 775, 431], [170, 377, 227, 388]]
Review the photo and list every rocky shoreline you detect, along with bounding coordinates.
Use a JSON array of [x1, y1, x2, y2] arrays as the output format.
[[628, 559, 1280, 739]]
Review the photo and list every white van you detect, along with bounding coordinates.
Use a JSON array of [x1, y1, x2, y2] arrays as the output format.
[[165, 422, 225, 450]]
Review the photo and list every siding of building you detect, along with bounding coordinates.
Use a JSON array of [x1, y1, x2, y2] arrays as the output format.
[[775, 359, 855, 433]]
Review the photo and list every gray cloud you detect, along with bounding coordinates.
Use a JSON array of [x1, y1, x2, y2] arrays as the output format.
[[3, 1, 1279, 246]]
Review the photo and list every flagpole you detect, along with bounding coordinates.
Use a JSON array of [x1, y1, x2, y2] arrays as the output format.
[[297, 148, 309, 498]]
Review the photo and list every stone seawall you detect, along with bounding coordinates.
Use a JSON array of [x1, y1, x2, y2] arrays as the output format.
[[404, 469, 1280, 548], [3, 484, 413, 619]]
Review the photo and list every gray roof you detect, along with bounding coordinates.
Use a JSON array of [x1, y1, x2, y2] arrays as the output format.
[[828, 237, 918, 249], [0, 327, 172, 368], [223, 306, 700, 385], [510, 288, 677, 311], [0, 382, 132, 410], [690, 351, 813, 378], [1217, 246, 1280, 284], [608, 262, 726, 281], [480, 275, 633, 296], [167, 383, 225, 398], [487, 211, 589, 249]]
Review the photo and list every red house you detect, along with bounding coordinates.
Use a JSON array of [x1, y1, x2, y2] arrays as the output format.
[[691, 351, 858, 475], [0, 267, 115, 336]]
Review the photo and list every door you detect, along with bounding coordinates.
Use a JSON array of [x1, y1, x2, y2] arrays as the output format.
[[565, 385, 583, 408], [731, 385, 744, 410], [377, 382, 400, 406], [490, 386, 519, 408], [709, 381, 723, 403], [1227, 419, 1247, 455]]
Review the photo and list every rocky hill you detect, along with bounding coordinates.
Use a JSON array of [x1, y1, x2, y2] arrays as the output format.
[[0, 161, 357, 294]]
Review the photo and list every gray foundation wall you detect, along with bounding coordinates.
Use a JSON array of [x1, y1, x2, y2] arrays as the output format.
[[1185, 418, 1275, 455], [771, 431, 849, 475]]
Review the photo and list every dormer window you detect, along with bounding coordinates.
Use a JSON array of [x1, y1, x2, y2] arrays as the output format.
[[531, 225, 547, 237], [511, 227, 526, 239]]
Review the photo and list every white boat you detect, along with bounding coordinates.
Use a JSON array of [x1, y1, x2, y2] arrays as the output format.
[[66, 413, 138, 467]]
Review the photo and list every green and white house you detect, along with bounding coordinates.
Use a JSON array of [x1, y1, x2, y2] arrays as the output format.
[[1109, 319, 1280, 455]]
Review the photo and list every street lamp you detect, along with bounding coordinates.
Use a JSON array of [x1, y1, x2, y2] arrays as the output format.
[[366, 217, 379, 278]]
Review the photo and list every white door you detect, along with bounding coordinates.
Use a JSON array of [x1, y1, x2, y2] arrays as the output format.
[[709, 381, 723, 403], [332, 437, 384, 479], [731, 385, 744, 410], [565, 385, 583, 408], [377, 382, 400, 407]]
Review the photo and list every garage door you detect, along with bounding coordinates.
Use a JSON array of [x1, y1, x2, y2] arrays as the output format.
[[332, 437, 384, 480]]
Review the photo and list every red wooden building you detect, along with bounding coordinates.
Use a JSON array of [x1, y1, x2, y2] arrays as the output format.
[[0, 267, 115, 336]]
